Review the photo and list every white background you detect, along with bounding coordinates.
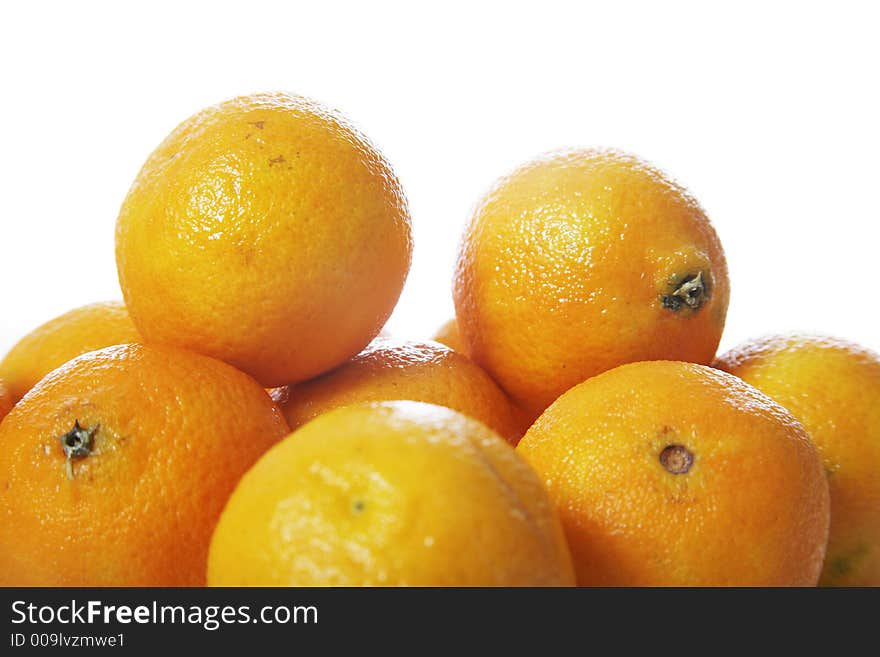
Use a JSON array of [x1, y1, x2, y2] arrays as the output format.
[[1, 1, 877, 358]]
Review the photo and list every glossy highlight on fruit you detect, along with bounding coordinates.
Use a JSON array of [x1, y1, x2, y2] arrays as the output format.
[[208, 401, 575, 586], [278, 338, 522, 444], [455, 148, 729, 416], [116, 92, 413, 387], [0, 344, 289, 586], [716, 333, 880, 586]]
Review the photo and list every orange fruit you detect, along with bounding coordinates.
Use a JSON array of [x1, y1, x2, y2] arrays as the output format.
[[0, 344, 289, 586], [277, 337, 522, 444], [208, 401, 575, 586], [432, 318, 468, 354], [0, 380, 12, 423], [716, 334, 880, 586], [429, 323, 539, 433], [116, 92, 412, 387], [0, 301, 140, 403], [455, 148, 730, 416], [517, 361, 830, 586]]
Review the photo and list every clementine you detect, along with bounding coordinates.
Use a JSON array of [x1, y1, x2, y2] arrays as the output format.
[[0, 301, 140, 403], [208, 401, 574, 586], [455, 148, 729, 416], [0, 344, 289, 586], [716, 334, 880, 586], [116, 92, 412, 387], [517, 360, 829, 586]]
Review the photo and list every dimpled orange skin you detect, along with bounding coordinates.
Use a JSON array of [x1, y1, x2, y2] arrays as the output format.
[[0, 381, 12, 423], [0, 344, 289, 586], [716, 334, 880, 586], [432, 318, 468, 354], [116, 92, 412, 387], [455, 148, 730, 417], [517, 361, 830, 586], [279, 338, 522, 444], [0, 301, 140, 403], [208, 401, 575, 586]]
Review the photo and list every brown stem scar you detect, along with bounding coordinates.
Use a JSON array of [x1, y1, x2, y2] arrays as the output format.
[[662, 271, 709, 312], [59, 421, 99, 480], [268, 155, 286, 166], [249, 121, 265, 129], [660, 444, 694, 474]]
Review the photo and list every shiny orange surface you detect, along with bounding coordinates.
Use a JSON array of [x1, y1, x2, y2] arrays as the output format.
[[717, 334, 880, 586], [116, 92, 412, 387], [455, 148, 729, 416], [0, 344, 289, 586], [517, 361, 829, 586]]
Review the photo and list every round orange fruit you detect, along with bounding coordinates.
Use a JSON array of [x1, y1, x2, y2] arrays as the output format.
[[116, 92, 412, 387], [432, 318, 468, 354], [716, 334, 880, 586], [455, 148, 729, 417], [0, 344, 289, 586], [0, 301, 140, 403], [278, 338, 522, 444], [208, 401, 574, 586], [517, 360, 830, 586]]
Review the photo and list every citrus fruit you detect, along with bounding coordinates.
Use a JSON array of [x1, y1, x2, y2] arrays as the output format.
[[208, 401, 575, 586], [0, 301, 140, 403], [517, 360, 830, 586], [0, 380, 12, 423], [116, 92, 412, 387], [716, 334, 880, 586], [278, 338, 522, 444], [0, 344, 289, 586], [454, 148, 729, 416], [432, 318, 467, 354]]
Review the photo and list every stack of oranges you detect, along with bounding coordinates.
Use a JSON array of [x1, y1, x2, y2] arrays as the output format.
[[0, 92, 877, 587]]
